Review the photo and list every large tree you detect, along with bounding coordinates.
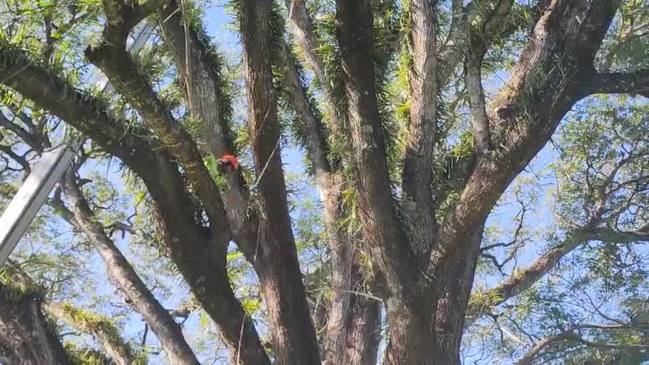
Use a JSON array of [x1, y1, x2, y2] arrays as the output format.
[[0, 0, 647, 364]]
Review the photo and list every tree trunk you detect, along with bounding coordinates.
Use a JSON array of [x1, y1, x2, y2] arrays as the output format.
[[342, 294, 381, 365], [320, 175, 354, 362], [238, 1, 320, 363], [382, 228, 481, 365], [383, 299, 437, 365], [149, 187, 270, 365], [334, 0, 418, 299], [434, 228, 484, 364], [280, 39, 381, 364], [322, 192, 381, 365], [326, 251, 381, 365], [0, 285, 69, 365], [402, 0, 439, 257], [62, 173, 199, 365], [0, 0, 635, 364]]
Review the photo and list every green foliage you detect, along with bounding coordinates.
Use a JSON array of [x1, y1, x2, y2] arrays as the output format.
[[0, 271, 34, 302], [58, 303, 123, 342], [469, 94, 649, 363], [310, 10, 353, 166], [64, 343, 111, 365], [554, 98, 648, 228], [597, 0, 649, 71], [241, 297, 261, 315]]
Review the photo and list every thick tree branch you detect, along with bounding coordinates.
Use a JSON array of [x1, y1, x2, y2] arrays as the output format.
[[157, 0, 254, 254], [335, 0, 418, 298], [434, 226, 484, 362], [439, 0, 500, 88], [286, 16, 364, 346], [238, 1, 320, 363], [0, 41, 178, 193], [464, 59, 491, 155], [0, 110, 45, 151], [86, 1, 229, 238], [88, 4, 272, 362], [482, 0, 516, 37], [286, 0, 348, 152], [286, 0, 327, 93], [573, 338, 649, 350], [442, 0, 465, 50], [429, 0, 622, 275], [332, 263, 382, 365], [0, 284, 69, 365], [336, 3, 433, 363], [156, 0, 235, 156], [438, 0, 468, 87], [280, 43, 381, 364], [584, 69, 649, 98], [61, 172, 199, 364], [283, 45, 382, 364], [281, 42, 332, 179], [585, 226, 649, 243], [3, 265, 137, 365], [0, 145, 30, 173], [440, 1, 536, 87], [401, 0, 439, 256], [465, 0, 514, 155]]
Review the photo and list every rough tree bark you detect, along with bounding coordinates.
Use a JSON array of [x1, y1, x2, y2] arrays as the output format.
[[238, 1, 320, 363], [85, 1, 273, 363], [331, 262, 381, 365], [0, 284, 69, 365], [3, 263, 140, 364], [331, 0, 634, 363], [157, 0, 251, 238], [434, 228, 484, 363], [402, 0, 439, 257], [160, 3, 326, 363], [281, 39, 381, 364], [334, 1, 441, 363]]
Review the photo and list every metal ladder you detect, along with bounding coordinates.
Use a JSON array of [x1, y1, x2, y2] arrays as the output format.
[[0, 23, 153, 265]]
